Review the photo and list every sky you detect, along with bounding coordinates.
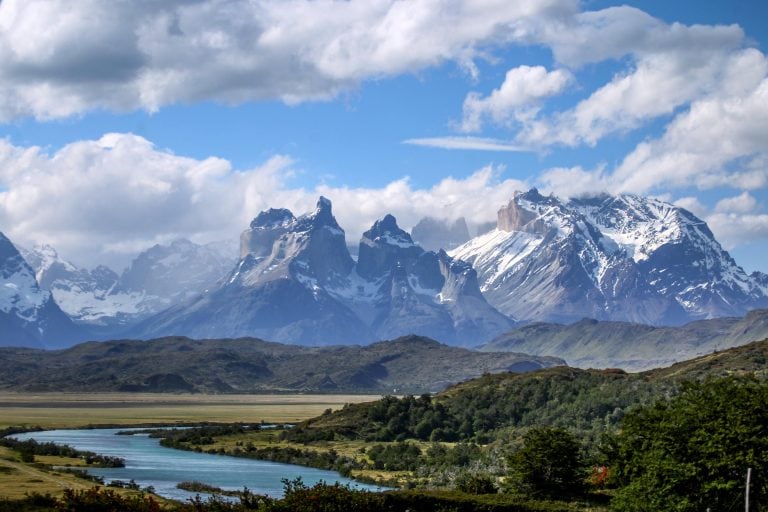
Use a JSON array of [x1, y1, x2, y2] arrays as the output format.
[[0, 0, 767, 273]]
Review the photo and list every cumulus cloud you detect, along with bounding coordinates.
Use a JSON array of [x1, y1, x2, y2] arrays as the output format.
[[537, 165, 609, 199], [515, 7, 748, 147], [673, 197, 708, 219], [527, 45, 768, 204], [0, 0, 577, 121], [706, 212, 768, 251], [460, 65, 572, 132], [612, 68, 768, 194], [0, 134, 526, 269], [715, 192, 759, 214]]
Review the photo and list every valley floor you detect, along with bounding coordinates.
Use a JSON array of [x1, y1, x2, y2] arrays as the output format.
[[0, 392, 382, 429]]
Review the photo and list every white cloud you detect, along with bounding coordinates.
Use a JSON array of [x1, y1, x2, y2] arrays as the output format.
[[460, 65, 572, 132], [516, 7, 749, 147], [519, 47, 768, 200], [0, 0, 577, 121], [673, 197, 708, 219], [706, 212, 768, 251], [0, 134, 527, 270], [537, 165, 608, 199], [715, 192, 759, 214], [529, 6, 743, 68], [403, 136, 527, 151], [319, 165, 528, 240], [612, 69, 768, 194]]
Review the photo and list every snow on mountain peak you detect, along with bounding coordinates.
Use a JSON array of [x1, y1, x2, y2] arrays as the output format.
[[1, 234, 50, 318], [250, 208, 296, 230], [452, 189, 767, 324], [363, 214, 416, 249]]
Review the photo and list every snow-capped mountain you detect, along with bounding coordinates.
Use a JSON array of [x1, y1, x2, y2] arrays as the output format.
[[131, 198, 512, 346], [451, 189, 768, 325], [1, 233, 86, 348], [114, 238, 236, 314], [21, 239, 235, 334], [338, 213, 512, 344], [571, 194, 768, 318]]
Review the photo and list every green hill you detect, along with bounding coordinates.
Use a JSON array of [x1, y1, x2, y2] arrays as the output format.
[[287, 338, 768, 444], [480, 309, 768, 371], [0, 335, 562, 394]]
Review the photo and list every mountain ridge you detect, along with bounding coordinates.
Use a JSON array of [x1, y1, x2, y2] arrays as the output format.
[[0, 232, 86, 349], [130, 197, 512, 346], [0, 334, 563, 394], [480, 308, 768, 371]]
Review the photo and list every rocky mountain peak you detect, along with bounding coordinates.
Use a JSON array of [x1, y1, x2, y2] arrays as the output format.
[[357, 214, 422, 280], [250, 208, 296, 230], [294, 196, 340, 232], [234, 197, 354, 289], [0, 231, 85, 348], [454, 190, 768, 325], [1, 232, 15, 259], [133, 201, 512, 347], [241, 208, 296, 259], [363, 214, 415, 247], [0, 232, 27, 277], [497, 189, 552, 234]]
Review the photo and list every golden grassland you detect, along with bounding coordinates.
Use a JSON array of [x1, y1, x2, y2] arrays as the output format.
[[0, 392, 383, 429], [0, 392, 384, 500], [0, 446, 91, 499], [0, 446, 160, 501]]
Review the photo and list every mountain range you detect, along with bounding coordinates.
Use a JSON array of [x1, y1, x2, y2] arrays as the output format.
[[129, 198, 512, 346], [481, 308, 768, 371], [2, 189, 768, 354], [0, 233, 86, 349], [20, 239, 235, 335]]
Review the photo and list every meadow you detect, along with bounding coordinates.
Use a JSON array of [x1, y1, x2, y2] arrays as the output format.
[[0, 392, 382, 429]]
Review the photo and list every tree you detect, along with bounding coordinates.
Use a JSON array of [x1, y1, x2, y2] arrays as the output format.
[[506, 426, 586, 498], [609, 376, 768, 511]]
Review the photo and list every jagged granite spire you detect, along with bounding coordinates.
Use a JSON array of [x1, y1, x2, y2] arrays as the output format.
[[132, 202, 513, 347], [357, 214, 422, 280]]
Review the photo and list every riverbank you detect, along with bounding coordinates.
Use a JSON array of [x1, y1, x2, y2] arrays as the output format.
[[7, 428, 385, 502]]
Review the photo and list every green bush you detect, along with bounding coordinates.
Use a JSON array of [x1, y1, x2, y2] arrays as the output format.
[[609, 376, 768, 511], [506, 427, 587, 498]]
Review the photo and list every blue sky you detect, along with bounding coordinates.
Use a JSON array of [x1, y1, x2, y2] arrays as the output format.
[[0, 0, 767, 274]]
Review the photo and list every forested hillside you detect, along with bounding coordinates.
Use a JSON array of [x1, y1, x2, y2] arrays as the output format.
[[0, 335, 561, 394]]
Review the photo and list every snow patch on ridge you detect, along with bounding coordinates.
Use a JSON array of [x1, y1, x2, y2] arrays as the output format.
[[450, 229, 542, 291]]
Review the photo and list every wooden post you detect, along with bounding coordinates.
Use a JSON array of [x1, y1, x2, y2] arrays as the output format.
[[746, 467, 751, 512]]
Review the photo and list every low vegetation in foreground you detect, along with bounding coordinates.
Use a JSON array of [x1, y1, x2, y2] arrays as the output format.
[[0, 339, 766, 510], [0, 481, 602, 512], [137, 340, 768, 511]]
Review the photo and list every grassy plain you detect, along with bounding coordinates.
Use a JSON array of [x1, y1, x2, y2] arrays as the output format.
[[0, 392, 383, 501], [0, 392, 383, 429], [0, 446, 95, 499]]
